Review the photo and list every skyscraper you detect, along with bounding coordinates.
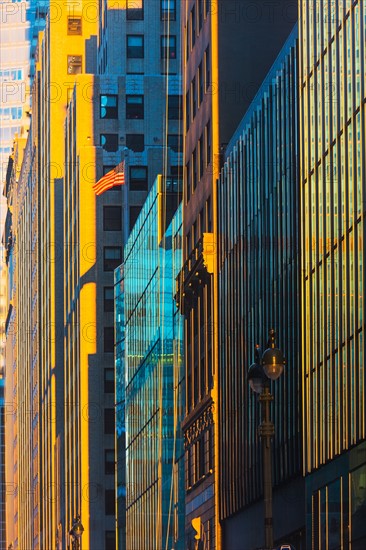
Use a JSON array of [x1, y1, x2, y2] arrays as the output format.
[[4, 0, 182, 547], [218, 27, 304, 549], [299, 0, 366, 546], [121, 175, 184, 550], [177, 1, 297, 546]]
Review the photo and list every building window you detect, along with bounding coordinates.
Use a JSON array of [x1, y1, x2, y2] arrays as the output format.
[[104, 408, 115, 434], [105, 450, 115, 475], [161, 0, 176, 20], [186, 90, 190, 132], [103, 206, 122, 231], [104, 327, 114, 353], [105, 489, 115, 515], [130, 205, 142, 231], [205, 0, 210, 17], [205, 120, 211, 166], [103, 246, 122, 271], [100, 134, 119, 152], [205, 46, 210, 92], [67, 55, 82, 74], [198, 0, 203, 31], [104, 369, 114, 393], [127, 35, 144, 58], [105, 530, 116, 550], [67, 16, 82, 35], [126, 134, 144, 152], [100, 95, 118, 119], [126, 95, 144, 119], [198, 136, 203, 179], [192, 76, 197, 118], [198, 62, 203, 106], [167, 134, 182, 153], [104, 287, 114, 312], [161, 35, 176, 59], [191, 4, 196, 48], [130, 166, 148, 191], [168, 95, 182, 119], [127, 0, 143, 20]]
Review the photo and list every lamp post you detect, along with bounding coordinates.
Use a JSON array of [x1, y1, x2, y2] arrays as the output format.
[[247, 329, 285, 550], [69, 515, 84, 550]]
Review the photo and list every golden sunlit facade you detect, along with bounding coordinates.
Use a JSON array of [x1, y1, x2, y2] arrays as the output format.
[[300, 0, 366, 545], [32, 4, 97, 548]]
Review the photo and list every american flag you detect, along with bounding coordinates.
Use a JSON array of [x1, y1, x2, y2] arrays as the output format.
[[93, 161, 125, 195]]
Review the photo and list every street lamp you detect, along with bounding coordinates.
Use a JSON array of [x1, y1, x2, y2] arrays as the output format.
[[69, 515, 84, 550], [247, 329, 285, 550]]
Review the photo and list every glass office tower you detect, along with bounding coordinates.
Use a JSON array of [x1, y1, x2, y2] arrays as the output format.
[[299, 0, 366, 546], [121, 175, 184, 550], [218, 27, 304, 548]]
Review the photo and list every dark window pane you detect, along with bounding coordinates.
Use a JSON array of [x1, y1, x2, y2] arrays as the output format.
[[104, 287, 114, 312], [130, 166, 148, 191], [127, 0, 143, 19], [130, 205, 142, 231], [167, 134, 182, 153], [126, 95, 144, 119], [161, 35, 176, 59], [105, 449, 115, 475], [127, 35, 144, 58], [168, 95, 182, 119], [103, 206, 122, 231], [100, 133, 119, 152], [161, 0, 176, 20], [170, 165, 182, 177], [100, 94, 118, 119], [104, 408, 115, 434], [105, 530, 116, 550], [104, 327, 114, 353], [104, 246, 122, 271], [104, 368, 115, 393], [126, 134, 144, 152], [105, 489, 115, 515]]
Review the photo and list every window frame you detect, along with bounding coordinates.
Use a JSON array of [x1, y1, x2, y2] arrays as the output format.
[[100, 94, 118, 119], [103, 246, 122, 272], [167, 95, 182, 120], [103, 287, 114, 312], [100, 133, 119, 152], [129, 166, 148, 191], [126, 0, 144, 20], [161, 0, 176, 20], [126, 34, 144, 58], [126, 94, 144, 119], [103, 205, 122, 231], [161, 35, 177, 59]]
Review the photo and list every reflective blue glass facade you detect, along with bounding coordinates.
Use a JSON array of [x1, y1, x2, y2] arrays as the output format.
[[300, 1, 366, 546], [120, 176, 184, 550], [218, 27, 304, 547]]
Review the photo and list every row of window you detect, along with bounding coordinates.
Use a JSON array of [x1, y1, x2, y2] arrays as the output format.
[[186, 0, 210, 60], [99, 93, 182, 121], [185, 427, 213, 490], [186, 47, 210, 131], [101, 131, 182, 153], [186, 120, 211, 201], [126, 0, 176, 21], [126, 35, 177, 59]]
